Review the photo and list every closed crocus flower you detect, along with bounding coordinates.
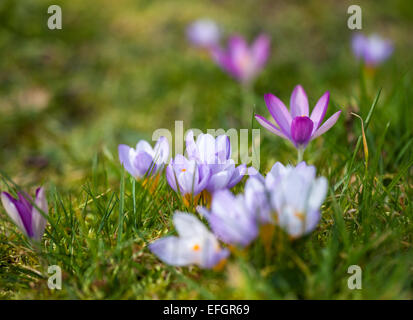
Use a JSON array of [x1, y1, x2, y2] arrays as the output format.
[[118, 136, 169, 179], [166, 154, 210, 198], [211, 34, 270, 85], [187, 19, 220, 49], [352, 33, 393, 67], [198, 189, 258, 247], [1, 187, 48, 242], [149, 212, 229, 269], [268, 162, 327, 238], [185, 131, 246, 193], [255, 85, 341, 151]]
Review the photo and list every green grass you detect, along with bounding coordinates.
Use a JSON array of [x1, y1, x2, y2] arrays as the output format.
[[0, 0, 413, 299]]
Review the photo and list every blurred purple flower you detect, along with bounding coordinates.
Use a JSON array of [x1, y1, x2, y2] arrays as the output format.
[[1, 187, 48, 241], [266, 162, 327, 238], [211, 34, 270, 85], [149, 212, 229, 269], [166, 154, 210, 197], [185, 131, 246, 192], [187, 19, 220, 49], [118, 136, 169, 179], [198, 189, 258, 247], [255, 85, 341, 149], [244, 174, 273, 224], [352, 33, 393, 66]]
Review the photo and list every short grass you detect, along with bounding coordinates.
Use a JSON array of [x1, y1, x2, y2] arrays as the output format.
[[0, 0, 412, 299]]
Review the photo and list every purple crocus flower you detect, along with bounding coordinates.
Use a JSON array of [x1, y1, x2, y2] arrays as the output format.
[[149, 212, 229, 269], [352, 33, 393, 67], [118, 136, 169, 179], [211, 34, 270, 85], [187, 19, 220, 49], [255, 85, 341, 149], [1, 187, 48, 241], [185, 131, 246, 192], [197, 189, 258, 247], [166, 154, 210, 197]]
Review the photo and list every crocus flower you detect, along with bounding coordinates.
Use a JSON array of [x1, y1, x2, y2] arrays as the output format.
[[211, 34, 270, 85], [244, 174, 273, 224], [1, 187, 48, 241], [255, 85, 341, 149], [352, 33, 393, 67], [118, 136, 169, 179], [198, 189, 258, 247], [187, 19, 220, 49], [149, 212, 229, 269], [267, 162, 327, 238], [185, 131, 246, 192], [166, 154, 210, 198]]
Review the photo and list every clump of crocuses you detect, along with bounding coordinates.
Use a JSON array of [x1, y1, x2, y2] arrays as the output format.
[[119, 136, 169, 180], [211, 34, 270, 86], [255, 85, 341, 155], [1, 187, 48, 242], [352, 33, 393, 67]]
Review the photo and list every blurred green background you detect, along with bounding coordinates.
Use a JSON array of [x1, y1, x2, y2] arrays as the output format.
[[1, 0, 412, 189]]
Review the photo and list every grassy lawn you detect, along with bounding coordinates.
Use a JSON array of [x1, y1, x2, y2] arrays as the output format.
[[0, 0, 412, 299]]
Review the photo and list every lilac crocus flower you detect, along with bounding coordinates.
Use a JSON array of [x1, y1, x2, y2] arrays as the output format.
[[352, 33, 393, 67], [198, 189, 258, 247], [166, 154, 210, 197], [255, 85, 341, 149], [187, 19, 220, 49], [185, 131, 246, 192], [118, 136, 169, 179], [211, 34, 270, 85], [149, 212, 229, 269], [244, 174, 273, 224], [267, 162, 327, 238], [1, 187, 48, 241]]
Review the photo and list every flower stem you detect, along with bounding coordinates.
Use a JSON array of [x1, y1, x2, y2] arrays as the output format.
[[297, 148, 304, 164]]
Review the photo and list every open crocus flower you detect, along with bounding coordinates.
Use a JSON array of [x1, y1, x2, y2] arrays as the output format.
[[255, 85, 341, 150], [197, 189, 258, 247], [166, 154, 210, 204], [211, 34, 270, 85], [149, 212, 229, 269], [267, 162, 327, 238], [1, 187, 48, 242], [118, 136, 169, 180], [186, 19, 220, 49], [352, 33, 393, 67], [186, 131, 246, 193]]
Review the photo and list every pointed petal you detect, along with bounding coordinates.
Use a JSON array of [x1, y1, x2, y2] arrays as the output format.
[[149, 236, 195, 266], [254, 114, 290, 140], [174, 212, 209, 238], [290, 85, 309, 117], [1, 192, 27, 236], [153, 136, 170, 165], [311, 110, 341, 139], [32, 187, 48, 241], [310, 91, 330, 131], [252, 34, 270, 69], [118, 144, 137, 178], [263, 93, 292, 136]]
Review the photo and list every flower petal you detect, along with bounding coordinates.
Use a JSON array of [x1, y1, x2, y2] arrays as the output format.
[[1, 192, 27, 236], [263, 93, 292, 136], [311, 110, 341, 139], [32, 187, 48, 241], [252, 34, 270, 69], [254, 114, 290, 140], [291, 116, 314, 147], [118, 144, 137, 178], [310, 91, 330, 131], [290, 85, 309, 117]]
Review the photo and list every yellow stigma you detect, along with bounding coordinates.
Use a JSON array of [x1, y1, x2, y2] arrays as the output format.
[[192, 244, 200, 251], [181, 168, 187, 172], [294, 211, 305, 221]]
